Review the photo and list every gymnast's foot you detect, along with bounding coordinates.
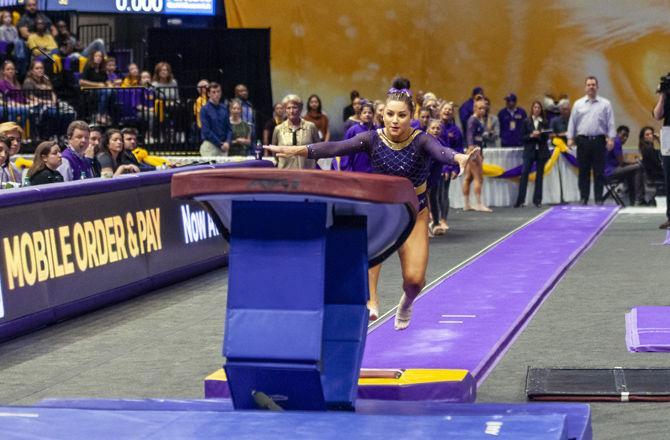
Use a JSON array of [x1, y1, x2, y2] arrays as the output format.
[[394, 294, 414, 330], [474, 204, 492, 212], [463, 202, 473, 211], [368, 300, 379, 321]]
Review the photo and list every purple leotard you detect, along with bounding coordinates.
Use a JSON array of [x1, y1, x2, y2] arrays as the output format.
[[308, 128, 459, 210]]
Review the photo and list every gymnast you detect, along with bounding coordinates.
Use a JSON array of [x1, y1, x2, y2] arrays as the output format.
[[265, 89, 478, 330]]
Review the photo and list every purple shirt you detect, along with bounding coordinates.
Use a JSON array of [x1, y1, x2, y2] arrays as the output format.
[[438, 121, 464, 175], [459, 98, 474, 130], [339, 123, 374, 172], [604, 135, 623, 176], [497, 106, 527, 146], [308, 128, 458, 189]]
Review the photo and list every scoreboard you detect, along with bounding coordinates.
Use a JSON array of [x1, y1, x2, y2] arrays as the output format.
[[46, 0, 215, 15]]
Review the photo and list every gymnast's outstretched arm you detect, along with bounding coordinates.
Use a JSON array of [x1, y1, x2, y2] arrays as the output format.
[[264, 131, 371, 159], [419, 132, 479, 171]]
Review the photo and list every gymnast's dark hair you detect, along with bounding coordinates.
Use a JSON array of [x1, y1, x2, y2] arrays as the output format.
[[391, 76, 411, 90], [386, 89, 415, 115]]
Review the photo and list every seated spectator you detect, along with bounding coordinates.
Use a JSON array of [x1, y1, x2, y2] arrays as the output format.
[[638, 126, 664, 205], [23, 59, 76, 136], [97, 128, 140, 178], [55, 20, 105, 58], [193, 79, 209, 129], [605, 125, 643, 205], [228, 98, 252, 156], [27, 140, 63, 185], [0, 11, 28, 75], [57, 120, 95, 181], [0, 60, 31, 125], [79, 50, 112, 124], [121, 62, 140, 88], [0, 121, 25, 186], [0, 134, 19, 188], [120, 127, 154, 171], [17, 0, 56, 40], [104, 57, 121, 87], [88, 125, 103, 177], [272, 94, 319, 169], [199, 82, 231, 156], [26, 17, 58, 57], [152, 61, 184, 141], [303, 94, 330, 141], [262, 102, 284, 146]]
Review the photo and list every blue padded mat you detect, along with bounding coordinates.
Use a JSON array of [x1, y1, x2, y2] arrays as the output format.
[[0, 406, 567, 440], [33, 399, 590, 439]]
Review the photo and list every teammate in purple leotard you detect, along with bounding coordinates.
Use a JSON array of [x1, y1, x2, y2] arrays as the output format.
[[265, 89, 479, 330]]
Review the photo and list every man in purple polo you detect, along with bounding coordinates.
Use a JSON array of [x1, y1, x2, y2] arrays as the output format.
[[57, 120, 95, 181], [498, 93, 527, 147]]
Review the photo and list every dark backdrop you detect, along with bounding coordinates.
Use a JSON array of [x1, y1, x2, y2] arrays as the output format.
[[147, 27, 273, 136]]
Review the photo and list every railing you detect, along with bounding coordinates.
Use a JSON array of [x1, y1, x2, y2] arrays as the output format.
[[77, 24, 113, 49], [77, 86, 201, 154]]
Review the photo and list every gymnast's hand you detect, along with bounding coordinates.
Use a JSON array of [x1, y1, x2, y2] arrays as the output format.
[[263, 145, 308, 158], [454, 147, 481, 176]]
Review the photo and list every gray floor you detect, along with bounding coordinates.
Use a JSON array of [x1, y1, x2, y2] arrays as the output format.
[[0, 205, 668, 438]]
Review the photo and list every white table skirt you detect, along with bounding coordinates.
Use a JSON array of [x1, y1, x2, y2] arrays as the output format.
[[448, 147, 581, 208]]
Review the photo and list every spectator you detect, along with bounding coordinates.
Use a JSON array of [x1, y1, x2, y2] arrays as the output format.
[[23, 59, 76, 137], [199, 82, 232, 157], [567, 76, 616, 205], [120, 62, 140, 87], [54, 20, 105, 58], [0, 121, 25, 186], [0, 11, 28, 75], [652, 76, 670, 228], [342, 90, 359, 122], [272, 93, 319, 169], [483, 97, 500, 148], [97, 128, 139, 178], [303, 94, 330, 141], [233, 83, 254, 126], [0, 134, 19, 187], [638, 126, 664, 205], [79, 50, 111, 124], [57, 120, 95, 181], [88, 125, 103, 177], [605, 125, 643, 205], [338, 100, 375, 172], [193, 79, 209, 129], [550, 99, 571, 142], [27, 140, 63, 185], [104, 56, 121, 87], [0, 61, 31, 122], [26, 17, 58, 57], [426, 118, 451, 236], [342, 95, 363, 133], [228, 98, 252, 156], [411, 107, 431, 131], [515, 100, 550, 208], [373, 100, 385, 128], [121, 127, 154, 171], [460, 86, 484, 134], [463, 98, 491, 212], [262, 102, 284, 146], [152, 61, 179, 100], [497, 93, 527, 147], [17, 0, 56, 40]]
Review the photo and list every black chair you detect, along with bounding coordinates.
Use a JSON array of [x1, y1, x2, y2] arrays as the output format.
[[603, 175, 626, 206]]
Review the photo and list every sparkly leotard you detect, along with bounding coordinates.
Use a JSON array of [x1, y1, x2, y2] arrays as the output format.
[[307, 128, 459, 210]]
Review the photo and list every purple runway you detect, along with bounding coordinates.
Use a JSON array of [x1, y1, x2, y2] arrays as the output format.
[[362, 206, 618, 392]]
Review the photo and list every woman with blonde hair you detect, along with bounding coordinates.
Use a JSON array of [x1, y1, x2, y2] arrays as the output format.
[[463, 98, 491, 212]]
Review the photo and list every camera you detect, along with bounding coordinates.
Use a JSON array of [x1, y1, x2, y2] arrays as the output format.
[[659, 73, 670, 93]]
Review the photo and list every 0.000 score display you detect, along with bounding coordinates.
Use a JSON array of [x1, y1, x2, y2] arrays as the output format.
[[116, 0, 163, 13]]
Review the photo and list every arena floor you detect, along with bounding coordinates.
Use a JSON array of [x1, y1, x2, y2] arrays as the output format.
[[1, 204, 668, 439]]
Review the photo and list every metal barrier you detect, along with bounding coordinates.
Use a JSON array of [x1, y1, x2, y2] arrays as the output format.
[[77, 86, 200, 154], [77, 24, 112, 49], [2, 89, 76, 148]]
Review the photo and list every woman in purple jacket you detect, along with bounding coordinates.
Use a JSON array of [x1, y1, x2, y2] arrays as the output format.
[[266, 89, 478, 330]]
